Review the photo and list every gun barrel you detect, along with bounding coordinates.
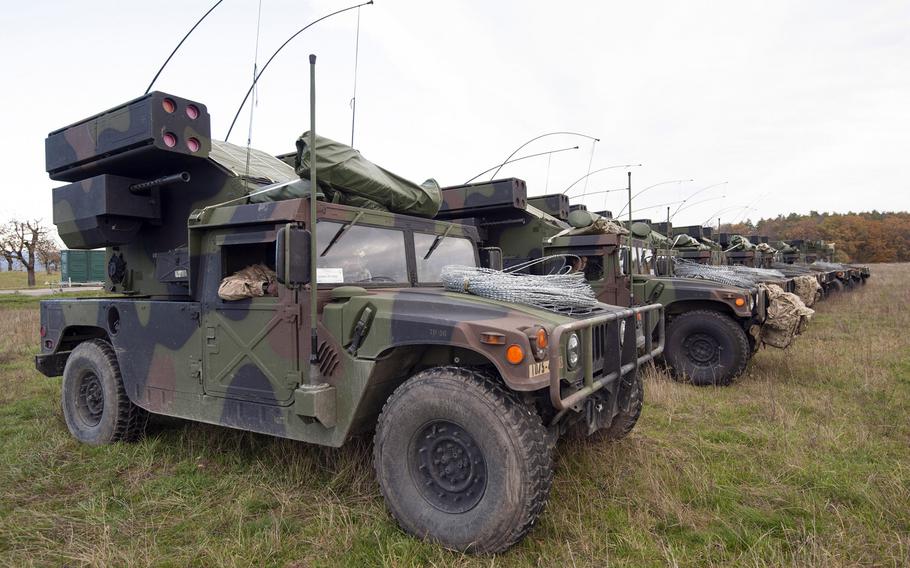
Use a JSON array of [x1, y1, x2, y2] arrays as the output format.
[[129, 171, 191, 193]]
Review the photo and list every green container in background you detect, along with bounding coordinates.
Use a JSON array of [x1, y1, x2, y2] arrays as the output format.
[[61, 250, 106, 283]]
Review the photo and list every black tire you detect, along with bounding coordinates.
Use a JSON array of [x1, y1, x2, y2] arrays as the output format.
[[828, 279, 845, 295], [373, 366, 553, 554], [664, 310, 750, 387], [61, 339, 148, 445]]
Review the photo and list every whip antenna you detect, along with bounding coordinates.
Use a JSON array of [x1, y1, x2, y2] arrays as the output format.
[[350, 6, 362, 147], [244, 0, 264, 179], [144, 0, 225, 94], [225, 1, 374, 141], [580, 139, 598, 198]]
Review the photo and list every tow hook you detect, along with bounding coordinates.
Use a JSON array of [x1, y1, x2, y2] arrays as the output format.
[[584, 398, 603, 435]]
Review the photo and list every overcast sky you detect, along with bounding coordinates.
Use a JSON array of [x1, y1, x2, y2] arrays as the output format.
[[2, 0, 908, 229]]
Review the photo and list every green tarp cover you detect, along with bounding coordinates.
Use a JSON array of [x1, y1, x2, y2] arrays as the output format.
[[726, 235, 756, 251], [266, 133, 442, 218], [672, 234, 708, 250]]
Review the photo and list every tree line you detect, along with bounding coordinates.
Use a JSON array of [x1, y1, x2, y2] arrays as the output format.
[[720, 211, 910, 263], [0, 219, 61, 286]]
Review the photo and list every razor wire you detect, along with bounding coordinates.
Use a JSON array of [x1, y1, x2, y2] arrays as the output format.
[[810, 261, 847, 270], [771, 262, 815, 276], [673, 258, 786, 289], [441, 255, 599, 315]]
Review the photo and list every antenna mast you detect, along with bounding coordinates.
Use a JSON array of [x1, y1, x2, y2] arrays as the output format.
[[350, 6, 363, 147], [244, 0, 264, 179]]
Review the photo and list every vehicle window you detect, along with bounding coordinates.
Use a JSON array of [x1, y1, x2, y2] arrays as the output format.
[[222, 242, 275, 277], [414, 233, 476, 282], [316, 222, 407, 284], [621, 246, 654, 276]]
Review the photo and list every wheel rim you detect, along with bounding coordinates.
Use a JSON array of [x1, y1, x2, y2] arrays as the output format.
[[409, 420, 487, 514], [683, 332, 720, 367], [75, 372, 104, 427]]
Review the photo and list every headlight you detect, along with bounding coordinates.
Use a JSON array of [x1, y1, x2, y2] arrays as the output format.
[[619, 320, 627, 345], [566, 332, 580, 370], [749, 295, 755, 311]]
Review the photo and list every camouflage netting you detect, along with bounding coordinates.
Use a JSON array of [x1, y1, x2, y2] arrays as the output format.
[[577, 215, 628, 235], [756, 242, 777, 254], [792, 275, 822, 307], [673, 258, 786, 288], [217, 264, 276, 301], [546, 212, 628, 243], [753, 283, 814, 349]]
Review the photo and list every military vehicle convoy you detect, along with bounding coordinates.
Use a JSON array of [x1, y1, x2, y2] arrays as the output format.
[[35, 91, 665, 553], [437, 180, 786, 387]]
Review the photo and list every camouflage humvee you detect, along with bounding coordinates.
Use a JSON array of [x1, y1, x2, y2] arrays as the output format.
[[774, 239, 863, 295], [438, 180, 780, 387], [35, 92, 664, 554]]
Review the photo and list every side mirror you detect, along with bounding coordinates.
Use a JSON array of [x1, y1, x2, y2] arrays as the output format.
[[479, 247, 503, 271], [276, 223, 311, 286]]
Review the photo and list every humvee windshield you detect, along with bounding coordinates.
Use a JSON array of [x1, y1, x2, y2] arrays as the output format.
[[316, 221, 408, 284], [315, 221, 477, 286], [414, 233, 476, 283]]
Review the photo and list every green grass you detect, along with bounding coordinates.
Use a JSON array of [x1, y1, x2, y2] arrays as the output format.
[[0, 270, 60, 290], [1, 266, 908, 566]]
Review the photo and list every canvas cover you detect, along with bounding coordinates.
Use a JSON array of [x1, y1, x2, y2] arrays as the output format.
[[753, 283, 814, 349], [792, 274, 822, 307], [726, 235, 756, 251], [672, 234, 708, 250], [260, 133, 441, 218]]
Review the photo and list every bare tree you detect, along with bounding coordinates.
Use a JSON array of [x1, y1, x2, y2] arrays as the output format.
[[0, 225, 14, 272], [2, 219, 49, 287], [36, 234, 62, 274]]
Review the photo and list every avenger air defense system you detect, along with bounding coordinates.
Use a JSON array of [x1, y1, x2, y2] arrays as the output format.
[[436, 180, 811, 387], [35, 90, 664, 554], [773, 239, 867, 294]]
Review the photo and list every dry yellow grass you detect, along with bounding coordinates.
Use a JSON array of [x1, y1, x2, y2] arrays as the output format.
[[0, 271, 60, 290], [0, 265, 908, 566]]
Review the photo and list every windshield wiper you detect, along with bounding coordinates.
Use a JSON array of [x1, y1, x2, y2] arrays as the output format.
[[423, 225, 454, 261], [320, 211, 364, 257]]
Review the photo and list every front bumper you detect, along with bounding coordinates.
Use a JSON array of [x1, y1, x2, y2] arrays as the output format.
[[547, 303, 664, 411]]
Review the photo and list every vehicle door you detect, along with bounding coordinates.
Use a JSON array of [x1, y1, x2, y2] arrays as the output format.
[[201, 228, 300, 405]]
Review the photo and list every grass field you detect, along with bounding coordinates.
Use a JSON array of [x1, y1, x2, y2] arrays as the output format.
[[1, 266, 908, 567], [0, 270, 60, 290]]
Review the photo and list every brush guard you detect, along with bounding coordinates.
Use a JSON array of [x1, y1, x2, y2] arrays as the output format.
[[548, 303, 664, 412]]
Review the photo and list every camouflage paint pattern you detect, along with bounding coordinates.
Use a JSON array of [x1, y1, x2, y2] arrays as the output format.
[[437, 181, 772, 346], [38, 94, 663, 448]]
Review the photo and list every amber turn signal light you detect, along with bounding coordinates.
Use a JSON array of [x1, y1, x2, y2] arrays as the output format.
[[506, 344, 524, 364], [480, 332, 506, 345], [735, 297, 746, 307], [535, 328, 548, 350]]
